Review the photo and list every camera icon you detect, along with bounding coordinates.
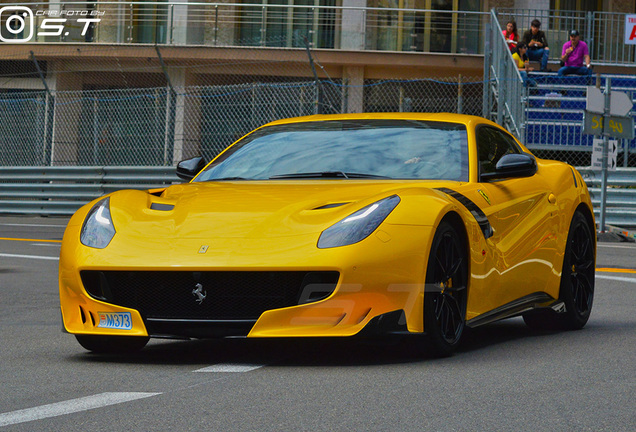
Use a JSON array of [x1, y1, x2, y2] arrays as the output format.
[[0, 6, 34, 43]]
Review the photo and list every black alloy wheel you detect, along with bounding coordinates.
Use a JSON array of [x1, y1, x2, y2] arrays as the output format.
[[558, 211, 595, 329], [523, 211, 595, 330], [423, 221, 468, 357]]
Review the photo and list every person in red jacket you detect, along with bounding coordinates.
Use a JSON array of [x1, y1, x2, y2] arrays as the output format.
[[502, 20, 518, 52]]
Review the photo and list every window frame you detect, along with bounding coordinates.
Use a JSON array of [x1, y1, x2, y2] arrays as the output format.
[[475, 125, 524, 182]]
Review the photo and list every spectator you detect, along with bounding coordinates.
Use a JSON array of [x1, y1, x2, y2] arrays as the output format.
[[558, 30, 592, 76], [502, 20, 518, 52], [522, 19, 550, 72], [513, 43, 536, 87]]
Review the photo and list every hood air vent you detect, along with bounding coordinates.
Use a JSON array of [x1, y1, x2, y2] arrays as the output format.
[[312, 202, 349, 210]]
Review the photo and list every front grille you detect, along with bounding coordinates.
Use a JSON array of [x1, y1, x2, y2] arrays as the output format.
[[80, 270, 339, 321]]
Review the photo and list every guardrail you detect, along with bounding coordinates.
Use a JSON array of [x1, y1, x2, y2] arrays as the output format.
[[1, 165, 634, 230], [0, 166, 181, 215], [577, 167, 636, 230]]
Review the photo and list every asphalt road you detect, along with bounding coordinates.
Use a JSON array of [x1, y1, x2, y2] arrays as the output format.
[[0, 216, 634, 431]]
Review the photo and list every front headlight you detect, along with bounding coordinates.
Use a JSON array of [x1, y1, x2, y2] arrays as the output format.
[[80, 198, 116, 249], [317, 195, 400, 249]]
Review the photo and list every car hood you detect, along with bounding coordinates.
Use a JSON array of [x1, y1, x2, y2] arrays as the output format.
[[108, 181, 442, 239]]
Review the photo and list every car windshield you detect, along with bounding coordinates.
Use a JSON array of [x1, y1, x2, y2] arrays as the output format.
[[195, 119, 469, 182]]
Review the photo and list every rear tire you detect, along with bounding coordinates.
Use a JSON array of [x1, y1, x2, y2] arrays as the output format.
[[523, 211, 595, 331], [75, 335, 149, 354], [423, 221, 468, 357]]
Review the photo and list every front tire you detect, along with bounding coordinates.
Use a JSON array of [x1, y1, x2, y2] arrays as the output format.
[[75, 335, 149, 354], [423, 221, 468, 357]]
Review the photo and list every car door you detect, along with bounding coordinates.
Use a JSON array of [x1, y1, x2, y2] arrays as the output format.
[[473, 126, 559, 307]]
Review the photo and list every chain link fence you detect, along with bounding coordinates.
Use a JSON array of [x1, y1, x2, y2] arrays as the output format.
[[4, 74, 634, 168], [0, 69, 483, 166]]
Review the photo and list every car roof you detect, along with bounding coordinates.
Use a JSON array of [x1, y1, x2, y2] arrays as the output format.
[[263, 112, 496, 128]]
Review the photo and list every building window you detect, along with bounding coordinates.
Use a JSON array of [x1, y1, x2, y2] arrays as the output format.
[[238, 0, 337, 48], [369, 0, 482, 54]]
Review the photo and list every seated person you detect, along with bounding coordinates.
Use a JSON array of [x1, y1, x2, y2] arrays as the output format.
[[513, 43, 536, 87], [522, 19, 550, 72], [503, 20, 518, 52], [558, 30, 593, 76]]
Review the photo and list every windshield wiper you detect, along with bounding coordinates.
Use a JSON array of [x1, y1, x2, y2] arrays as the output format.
[[269, 171, 391, 180], [208, 176, 249, 181]]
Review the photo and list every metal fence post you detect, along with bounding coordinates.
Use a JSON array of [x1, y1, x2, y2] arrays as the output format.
[[586, 11, 594, 60], [261, 6, 267, 46], [497, 56, 504, 126], [214, 5, 218, 46], [457, 74, 463, 114], [626, 90, 633, 167], [43, 92, 54, 166], [128, 3, 133, 43], [169, 3, 174, 45], [482, 19, 491, 119], [30, 51, 54, 166], [600, 77, 611, 232]]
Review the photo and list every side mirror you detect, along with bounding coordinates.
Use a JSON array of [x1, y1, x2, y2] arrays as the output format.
[[481, 153, 537, 181], [176, 156, 207, 181]]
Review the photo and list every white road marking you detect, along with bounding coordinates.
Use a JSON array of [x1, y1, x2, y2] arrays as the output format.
[[596, 274, 636, 284], [597, 243, 636, 249], [0, 253, 58, 261], [194, 364, 264, 373], [31, 243, 61, 247], [0, 223, 67, 228], [0, 392, 161, 427]]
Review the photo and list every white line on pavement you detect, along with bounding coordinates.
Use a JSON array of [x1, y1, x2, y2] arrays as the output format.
[[0, 392, 161, 427], [194, 364, 264, 373], [596, 274, 636, 284], [597, 243, 636, 249], [0, 223, 67, 228], [0, 253, 58, 261]]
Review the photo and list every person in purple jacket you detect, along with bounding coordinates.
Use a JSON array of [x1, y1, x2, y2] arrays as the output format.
[[558, 30, 593, 76]]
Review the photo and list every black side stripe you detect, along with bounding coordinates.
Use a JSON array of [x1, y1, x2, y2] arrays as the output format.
[[570, 167, 578, 188], [435, 187, 494, 239]]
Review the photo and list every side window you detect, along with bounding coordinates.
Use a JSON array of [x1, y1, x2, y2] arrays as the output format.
[[477, 127, 521, 178]]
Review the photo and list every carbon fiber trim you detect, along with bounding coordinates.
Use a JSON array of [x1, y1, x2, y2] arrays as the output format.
[[435, 187, 493, 239]]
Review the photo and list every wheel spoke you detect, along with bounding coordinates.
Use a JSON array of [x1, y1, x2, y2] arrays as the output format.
[[571, 269, 593, 314], [447, 257, 463, 280], [575, 273, 593, 312], [434, 292, 463, 341], [576, 257, 594, 271], [434, 295, 445, 321]]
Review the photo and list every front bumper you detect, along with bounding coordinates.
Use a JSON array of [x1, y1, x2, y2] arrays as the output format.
[[59, 223, 435, 339]]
